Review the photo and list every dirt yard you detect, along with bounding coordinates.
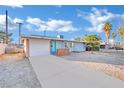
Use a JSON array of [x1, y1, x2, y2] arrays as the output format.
[[62, 51, 124, 80], [0, 53, 41, 88]]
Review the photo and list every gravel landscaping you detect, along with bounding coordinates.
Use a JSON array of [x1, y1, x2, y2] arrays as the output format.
[[1, 51, 124, 87], [62, 51, 124, 80], [0, 54, 41, 88]]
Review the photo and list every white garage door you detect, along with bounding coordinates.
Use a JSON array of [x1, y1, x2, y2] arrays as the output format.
[[29, 39, 51, 57]]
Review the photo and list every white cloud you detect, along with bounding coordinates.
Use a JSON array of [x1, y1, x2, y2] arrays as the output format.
[[0, 14, 14, 30], [26, 17, 45, 26], [26, 17, 78, 32], [78, 7, 124, 33], [3, 5, 23, 8], [54, 5, 62, 8], [13, 18, 24, 23], [0, 15, 6, 25], [46, 19, 78, 32], [0, 14, 23, 31], [0, 15, 14, 25]]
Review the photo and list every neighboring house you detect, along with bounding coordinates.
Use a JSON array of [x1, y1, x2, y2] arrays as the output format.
[[100, 42, 106, 49], [21, 35, 86, 57], [100, 41, 124, 50]]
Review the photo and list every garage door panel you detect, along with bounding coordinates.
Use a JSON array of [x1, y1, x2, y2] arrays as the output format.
[[29, 39, 50, 56]]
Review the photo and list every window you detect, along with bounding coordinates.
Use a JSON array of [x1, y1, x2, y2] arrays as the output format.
[[70, 42, 74, 47]]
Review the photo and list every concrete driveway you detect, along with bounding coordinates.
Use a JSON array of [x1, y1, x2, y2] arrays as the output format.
[[29, 55, 124, 88]]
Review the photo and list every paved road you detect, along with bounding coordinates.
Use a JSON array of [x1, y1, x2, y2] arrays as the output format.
[[29, 55, 124, 88]]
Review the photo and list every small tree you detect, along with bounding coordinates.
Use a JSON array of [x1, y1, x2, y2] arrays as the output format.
[[0, 31, 13, 44], [75, 35, 101, 52]]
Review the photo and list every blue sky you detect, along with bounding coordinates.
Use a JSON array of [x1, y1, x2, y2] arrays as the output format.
[[0, 5, 124, 43]]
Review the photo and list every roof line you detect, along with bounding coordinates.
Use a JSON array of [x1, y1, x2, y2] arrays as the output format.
[[21, 35, 85, 43]]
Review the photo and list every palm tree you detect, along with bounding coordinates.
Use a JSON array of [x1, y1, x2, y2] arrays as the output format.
[[112, 32, 116, 40], [118, 27, 124, 50], [111, 32, 116, 48], [103, 22, 112, 44], [118, 27, 124, 41]]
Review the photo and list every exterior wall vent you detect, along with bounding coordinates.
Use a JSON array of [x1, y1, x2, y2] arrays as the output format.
[[57, 35, 64, 39]]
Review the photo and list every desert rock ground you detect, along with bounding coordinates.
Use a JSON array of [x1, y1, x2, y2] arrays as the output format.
[[62, 51, 124, 80]]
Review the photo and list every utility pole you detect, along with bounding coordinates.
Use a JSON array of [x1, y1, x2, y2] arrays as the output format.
[[44, 26, 47, 36], [5, 10, 8, 44], [16, 22, 23, 45]]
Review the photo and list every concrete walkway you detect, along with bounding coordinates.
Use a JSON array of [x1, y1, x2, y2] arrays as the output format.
[[29, 55, 124, 88]]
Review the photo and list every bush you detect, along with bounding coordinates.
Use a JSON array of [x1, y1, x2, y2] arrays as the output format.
[[92, 46, 99, 51]]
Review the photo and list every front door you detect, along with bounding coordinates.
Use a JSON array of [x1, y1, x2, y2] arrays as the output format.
[[51, 41, 56, 55]]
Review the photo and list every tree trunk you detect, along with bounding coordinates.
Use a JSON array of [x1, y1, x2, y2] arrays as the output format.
[[106, 33, 110, 44], [105, 33, 110, 49]]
